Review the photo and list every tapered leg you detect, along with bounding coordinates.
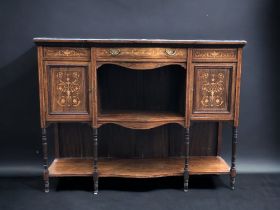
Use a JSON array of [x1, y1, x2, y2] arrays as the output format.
[[42, 128, 49, 193], [92, 127, 98, 195], [184, 127, 190, 192], [230, 126, 238, 190]]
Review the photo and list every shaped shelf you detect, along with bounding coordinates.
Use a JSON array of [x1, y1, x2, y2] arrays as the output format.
[[97, 111, 185, 129], [48, 156, 230, 178]]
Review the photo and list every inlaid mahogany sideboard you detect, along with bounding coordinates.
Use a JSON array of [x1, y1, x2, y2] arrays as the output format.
[[34, 38, 246, 194]]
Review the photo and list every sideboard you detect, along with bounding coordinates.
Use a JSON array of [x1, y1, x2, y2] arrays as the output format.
[[34, 38, 246, 194]]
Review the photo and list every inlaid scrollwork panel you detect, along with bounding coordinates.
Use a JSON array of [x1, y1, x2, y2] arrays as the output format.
[[48, 65, 89, 114], [96, 47, 187, 61], [44, 47, 90, 60], [193, 66, 233, 113], [192, 49, 237, 61]]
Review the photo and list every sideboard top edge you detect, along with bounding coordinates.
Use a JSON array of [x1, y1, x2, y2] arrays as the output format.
[[33, 38, 247, 46]]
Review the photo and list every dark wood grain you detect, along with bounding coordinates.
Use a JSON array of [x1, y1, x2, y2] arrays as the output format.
[[57, 122, 219, 158]]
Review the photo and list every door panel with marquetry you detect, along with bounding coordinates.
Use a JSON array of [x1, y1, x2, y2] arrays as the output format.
[[44, 61, 91, 121], [191, 63, 236, 120]]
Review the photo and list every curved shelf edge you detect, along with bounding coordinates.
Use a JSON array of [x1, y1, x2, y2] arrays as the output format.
[[97, 121, 185, 129]]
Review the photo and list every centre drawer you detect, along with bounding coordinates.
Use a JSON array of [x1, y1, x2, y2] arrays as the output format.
[[96, 47, 187, 61]]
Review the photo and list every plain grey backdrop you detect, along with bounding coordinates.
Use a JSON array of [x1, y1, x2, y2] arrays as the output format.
[[0, 0, 279, 176]]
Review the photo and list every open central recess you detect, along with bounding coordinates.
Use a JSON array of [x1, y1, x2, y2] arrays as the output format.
[[97, 64, 186, 117]]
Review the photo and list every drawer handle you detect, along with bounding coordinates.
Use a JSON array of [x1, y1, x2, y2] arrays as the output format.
[[165, 48, 177, 56], [108, 48, 121, 56]]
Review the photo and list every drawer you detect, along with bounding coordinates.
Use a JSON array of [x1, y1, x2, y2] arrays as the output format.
[[96, 47, 187, 61], [43, 47, 90, 60], [192, 48, 237, 61]]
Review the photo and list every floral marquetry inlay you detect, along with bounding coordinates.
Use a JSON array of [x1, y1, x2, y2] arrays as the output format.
[[193, 49, 237, 60], [200, 72, 225, 108], [96, 47, 187, 60], [47, 65, 89, 116], [44, 47, 90, 58], [193, 67, 232, 113], [56, 71, 82, 107]]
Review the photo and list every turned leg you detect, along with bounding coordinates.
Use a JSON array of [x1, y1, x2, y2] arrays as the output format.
[[184, 127, 190, 192], [230, 126, 238, 190], [42, 128, 49, 193], [93, 128, 98, 195]]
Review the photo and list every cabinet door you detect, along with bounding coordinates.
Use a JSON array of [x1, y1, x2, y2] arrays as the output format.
[[191, 63, 236, 120], [44, 61, 91, 121]]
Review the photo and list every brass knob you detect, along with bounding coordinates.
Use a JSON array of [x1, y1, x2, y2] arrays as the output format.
[[108, 48, 121, 56], [165, 48, 177, 56]]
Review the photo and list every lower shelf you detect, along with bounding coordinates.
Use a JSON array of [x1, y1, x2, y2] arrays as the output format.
[[48, 156, 230, 178]]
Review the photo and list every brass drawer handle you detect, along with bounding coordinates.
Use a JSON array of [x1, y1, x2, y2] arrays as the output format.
[[165, 48, 177, 56], [108, 48, 121, 56]]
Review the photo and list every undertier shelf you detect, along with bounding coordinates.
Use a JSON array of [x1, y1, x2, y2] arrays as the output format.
[[48, 156, 230, 178]]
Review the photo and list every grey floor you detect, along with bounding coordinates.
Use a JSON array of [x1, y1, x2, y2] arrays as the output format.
[[0, 174, 279, 210]]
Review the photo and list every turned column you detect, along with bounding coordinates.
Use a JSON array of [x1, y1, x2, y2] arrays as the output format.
[[42, 128, 49, 193], [230, 126, 238, 190], [184, 127, 190, 192], [92, 127, 98, 194]]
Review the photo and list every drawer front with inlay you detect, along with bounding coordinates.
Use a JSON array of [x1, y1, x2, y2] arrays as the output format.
[[192, 48, 237, 61], [96, 47, 187, 61], [43, 47, 90, 60]]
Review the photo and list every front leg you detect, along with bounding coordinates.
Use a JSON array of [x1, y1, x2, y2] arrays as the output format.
[[184, 127, 190, 192], [92, 127, 98, 195], [230, 126, 238, 190], [42, 128, 49, 193]]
